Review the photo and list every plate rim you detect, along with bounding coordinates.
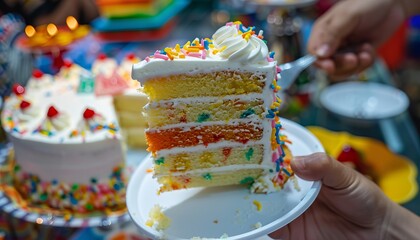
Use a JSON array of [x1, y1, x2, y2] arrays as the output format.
[[127, 118, 324, 239], [320, 81, 409, 120]]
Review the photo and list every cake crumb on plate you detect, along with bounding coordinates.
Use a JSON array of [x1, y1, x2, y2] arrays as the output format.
[[254, 222, 262, 229], [145, 204, 171, 231]]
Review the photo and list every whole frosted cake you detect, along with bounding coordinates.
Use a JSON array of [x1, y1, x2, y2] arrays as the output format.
[[132, 22, 293, 193], [1, 66, 127, 214]]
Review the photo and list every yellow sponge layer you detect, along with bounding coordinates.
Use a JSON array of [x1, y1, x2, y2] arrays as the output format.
[[143, 71, 266, 101], [145, 98, 265, 128], [117, 111, 147, 128], [120, 127, 147, 148], [154, 145, 264, 174], [157, 169, 263, 192], [113, 94, 148, 113]]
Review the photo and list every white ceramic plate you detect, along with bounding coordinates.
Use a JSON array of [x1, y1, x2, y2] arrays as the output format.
[[320, 81, 409, 120], [127, 118, 323, 239]]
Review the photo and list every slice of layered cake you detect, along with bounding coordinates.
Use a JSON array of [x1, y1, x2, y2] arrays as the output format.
[[132, 22, 293, 193]]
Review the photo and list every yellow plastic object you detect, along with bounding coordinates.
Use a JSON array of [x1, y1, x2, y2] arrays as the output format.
[[307, 126, 418, 204]]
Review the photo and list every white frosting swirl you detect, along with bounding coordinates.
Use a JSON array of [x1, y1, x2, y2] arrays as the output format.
[[16, 105, 40, 123], [26, 75, 53, 90], [41, 112, 70, 131], [212, 25, 269, 64], [50, 113, 71, 131]]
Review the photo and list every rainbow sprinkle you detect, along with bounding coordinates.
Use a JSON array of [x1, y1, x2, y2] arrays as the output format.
[[13, 164, 127, 213], [143, 21, 266, 62]]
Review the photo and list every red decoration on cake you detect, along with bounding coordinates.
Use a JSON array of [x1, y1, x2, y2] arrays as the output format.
[[126, 53, 136, 60], [97, 53, 107, 60], [47, 106, 60, 118], [94, 71, 129, 96], [63, 59, 73, 68], [12, 84, 25, 96], [19, 100, 31, 110], [83, 108, 96, 119], [32, 69, 44, 79]]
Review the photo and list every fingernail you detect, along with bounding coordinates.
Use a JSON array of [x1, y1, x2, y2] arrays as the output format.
[[316, 44, 330, 57], [292, 156, 306, 171]]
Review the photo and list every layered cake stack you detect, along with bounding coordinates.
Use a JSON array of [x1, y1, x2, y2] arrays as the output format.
[[92, 53, 149, 148], [132, 22, 294, 193], [92, 0, 190, 42]]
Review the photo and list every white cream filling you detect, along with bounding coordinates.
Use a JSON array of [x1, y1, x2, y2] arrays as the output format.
[[145, 93, 265, 110], [154, 164, 271, 178], [146, 117, 264, 132]]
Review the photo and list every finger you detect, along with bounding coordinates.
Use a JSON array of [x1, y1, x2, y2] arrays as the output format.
[[307, 3, 359, 58], [325, 52, 359, 80], [314, 59, 335, 74], [332, 52, 359, 75], [355, 43, 376, 72], [335, 43, 375, 75], [321, 44, 376, 79], [292, 153, 356, 190], [292, 153, 390, 227]]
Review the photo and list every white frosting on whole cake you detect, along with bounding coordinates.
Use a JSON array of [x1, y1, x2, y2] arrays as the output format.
[[2, 70, 123, 182], [92, 54, 118, 78], [1, 65, 126, 212]]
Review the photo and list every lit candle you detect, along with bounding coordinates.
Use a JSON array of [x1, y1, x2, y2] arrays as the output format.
[[25, 25, 36, 38], [66, 16, 79, 31], [46, 23, 58, 37]]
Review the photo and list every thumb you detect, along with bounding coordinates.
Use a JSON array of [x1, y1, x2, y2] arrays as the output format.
[[307, 3, 359, 58], [291, 152, 356, 190], [291, 153, 390, 227]]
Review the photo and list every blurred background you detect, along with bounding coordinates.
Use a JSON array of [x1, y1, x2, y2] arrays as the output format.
[[0, 0, 419, 239]]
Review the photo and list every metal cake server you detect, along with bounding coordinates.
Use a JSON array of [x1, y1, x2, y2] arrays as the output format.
[[277, 54, 316, 89]]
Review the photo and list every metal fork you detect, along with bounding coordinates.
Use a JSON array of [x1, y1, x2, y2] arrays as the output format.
[[277, 54, 316, 89]]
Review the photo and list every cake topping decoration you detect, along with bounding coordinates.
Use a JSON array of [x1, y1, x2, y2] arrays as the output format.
[[212, 22, 269, 63], [97, 53, 107, 60], [32, 69, 44, 79], [19, 100, 31, 110], [33, 105, 70, 135], [15, 99, 40, 124], [94, 71, 129, 96], [63, 59, 73, 68], [83, 108, 95, 119], [69, 108, 118, 139], [12, 84, 25, 96], [77, 74, 95, 93], [126, 53, 136, 61], [47, 106, 59, 118], [140, 21, 269, 64]]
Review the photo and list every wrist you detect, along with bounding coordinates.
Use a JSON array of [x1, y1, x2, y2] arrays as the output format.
[[383, 201, 420, 240]]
